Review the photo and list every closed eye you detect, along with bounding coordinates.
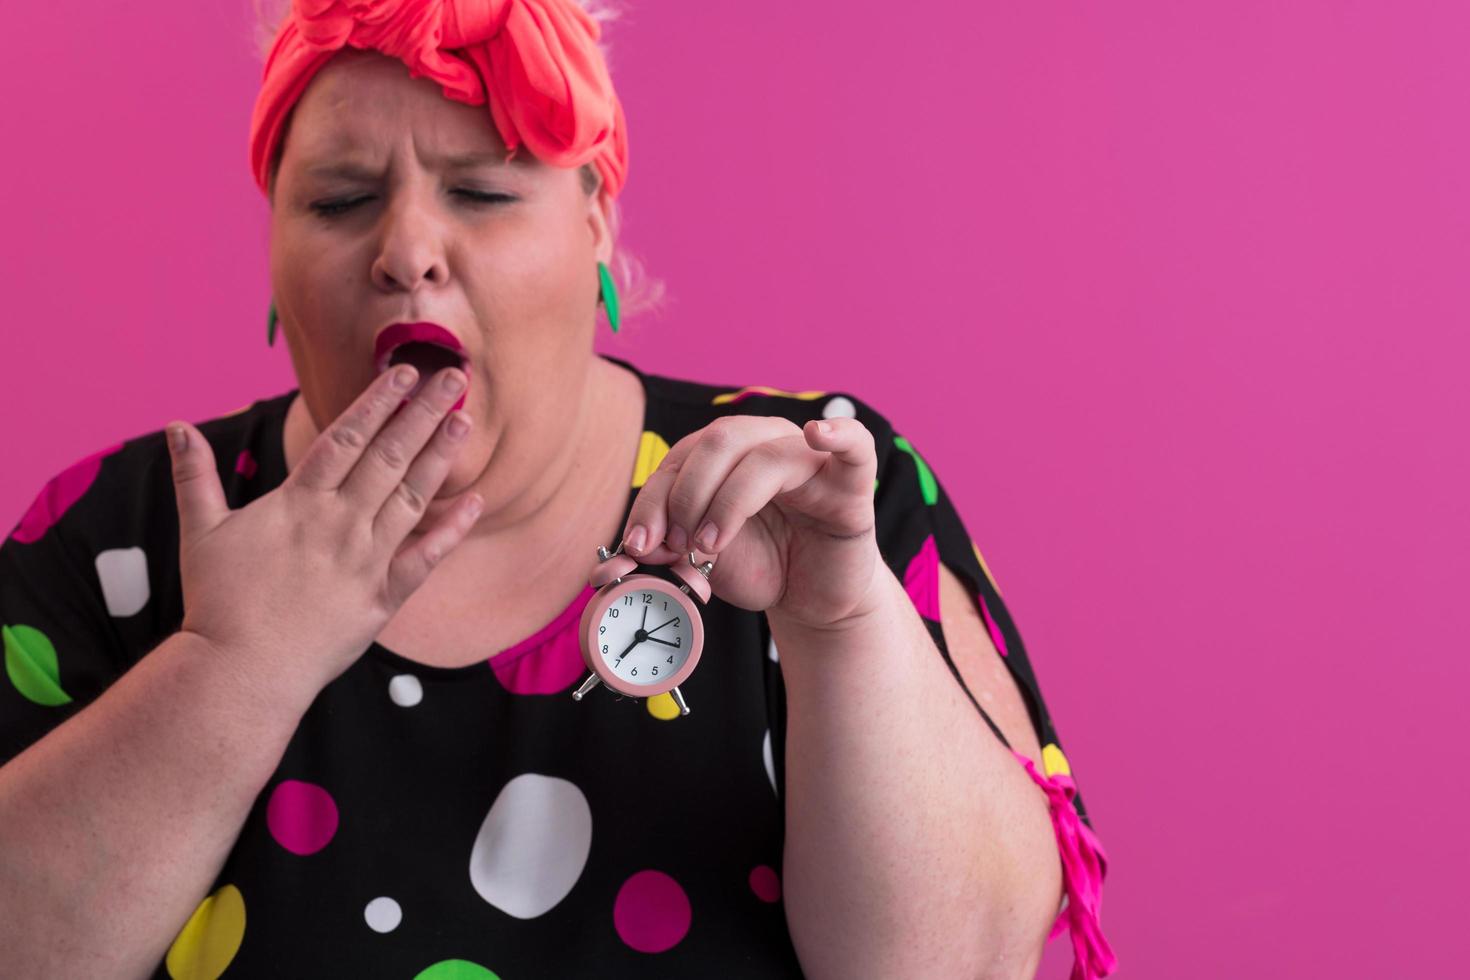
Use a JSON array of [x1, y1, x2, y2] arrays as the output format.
[[311, 190, 515, 217]]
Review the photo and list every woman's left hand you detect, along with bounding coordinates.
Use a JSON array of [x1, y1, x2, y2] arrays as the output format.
[[619, 415, 884, 632]]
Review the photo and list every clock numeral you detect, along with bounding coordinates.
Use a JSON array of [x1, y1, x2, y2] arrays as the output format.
[[608, 608, 619, 618], [599, 625, 606, 634], [651, 666, 659, 675], [666, 656, 674, 664], [602, 644, 608, 654], [642, 592, 652, 603], [631, 667, 638, 676]]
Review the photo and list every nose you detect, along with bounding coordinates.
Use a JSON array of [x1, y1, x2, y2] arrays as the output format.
[[370, 191, 449, 292]]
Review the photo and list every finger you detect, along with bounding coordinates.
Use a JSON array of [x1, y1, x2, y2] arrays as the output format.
[[687, 433, 829, 553], [620, 464, 683, 561], [291, 365, 420, 492], [165, 421, 229, 544], [373, 408, 474, 546], [621, 416, 795, 558], [616, 427, 699, 558], [665, 417, 803, 553], [800, 417, 878, 496], [635, 418, 878, 561], [339, 366, 468, 513], [384, 492, 484, 608]]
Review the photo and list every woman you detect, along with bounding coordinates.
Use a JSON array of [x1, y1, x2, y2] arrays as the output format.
[[0, 1, 1113, 977]]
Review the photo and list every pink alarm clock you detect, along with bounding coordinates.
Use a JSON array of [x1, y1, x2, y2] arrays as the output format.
[[572, 539, 714, 715]]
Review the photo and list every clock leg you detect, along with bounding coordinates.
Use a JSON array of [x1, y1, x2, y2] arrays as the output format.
[[571, 674, 602, 701], [670, 685, 690, 716]]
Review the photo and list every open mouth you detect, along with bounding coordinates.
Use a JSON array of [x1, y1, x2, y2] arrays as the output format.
[[373, 322, 471, 409]]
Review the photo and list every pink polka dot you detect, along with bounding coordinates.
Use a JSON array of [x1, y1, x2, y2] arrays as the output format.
[[489, 591, 594, 695], [748, 865, 781, 903], [11, 443, 124, 544], [235, 450, 258, 479], [613, 870, 691, 953], [976, 591, 1009, 657], [902, 534, 941, 621], [266, 779, 339, 855]]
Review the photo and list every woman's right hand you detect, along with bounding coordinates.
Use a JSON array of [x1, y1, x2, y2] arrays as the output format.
[[163, 364, 480, 696]]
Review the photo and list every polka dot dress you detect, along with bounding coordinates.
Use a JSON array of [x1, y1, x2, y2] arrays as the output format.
[[1, 354, 1098, 978]]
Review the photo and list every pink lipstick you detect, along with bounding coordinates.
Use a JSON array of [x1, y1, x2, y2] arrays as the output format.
[[373, 322, 470, 413]]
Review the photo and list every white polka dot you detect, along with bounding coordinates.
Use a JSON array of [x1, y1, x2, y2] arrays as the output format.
[[821, 396, 857, 420], [469, 774, 592, 919], [94, 547, 149, 618], [767, 635, 780, 662], [364, 896, 402, 933], [763, 729, 777, 795], [388, 674, 423, 707]]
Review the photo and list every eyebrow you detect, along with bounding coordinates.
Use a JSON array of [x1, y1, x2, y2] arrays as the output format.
[[304, 150, 525, 180]]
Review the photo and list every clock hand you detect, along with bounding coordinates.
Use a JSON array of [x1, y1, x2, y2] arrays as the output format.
[[645, 636, 681, 648], [614, 634, 640, 663], [646, 617, 679, 637]]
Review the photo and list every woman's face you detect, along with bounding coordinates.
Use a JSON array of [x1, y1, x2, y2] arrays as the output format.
[[269, 48, 614, 519]]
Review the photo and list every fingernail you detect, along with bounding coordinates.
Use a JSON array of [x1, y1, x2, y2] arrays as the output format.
[[626, 525, 648, 553], [441, 370, 467, 394], [167, 425, 187, 453], [695, 520, 718, 551], [668, 524, 688, 552], [447, 412, 470, 438], [392, 366, 417, 391]]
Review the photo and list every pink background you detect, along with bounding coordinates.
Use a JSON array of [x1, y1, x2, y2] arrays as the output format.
[[4, 2, 1466, 974]]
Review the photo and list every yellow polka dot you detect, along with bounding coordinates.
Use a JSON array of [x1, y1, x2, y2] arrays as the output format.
[[1041, 744, 1071, 778], [971, 540, 1002, 597], [632, 430, 670, 488], [166, 884, 245, 980], [711, 385, 827, 405], [646, 692, 682, 720]]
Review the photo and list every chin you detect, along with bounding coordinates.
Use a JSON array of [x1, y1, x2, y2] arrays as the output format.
[[436, 445, 489, 501], [434, 471, 472, 502]]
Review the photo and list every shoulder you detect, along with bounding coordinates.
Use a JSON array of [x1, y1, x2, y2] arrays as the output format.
[[7, 392, 292, 550], [641, 367, 902, 449], [3, 393, 294, 653]]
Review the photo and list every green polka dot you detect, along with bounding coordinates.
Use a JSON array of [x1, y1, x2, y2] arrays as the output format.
[[893, 435, 937, 505], [3, 623, 72, 707], [413, 961, 500, 980]]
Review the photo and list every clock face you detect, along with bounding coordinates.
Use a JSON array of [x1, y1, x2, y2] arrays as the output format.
[[596, 585, 694, 686]]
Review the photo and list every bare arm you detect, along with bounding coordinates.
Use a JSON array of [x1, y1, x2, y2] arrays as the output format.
[[0, 630, 317, 979], [772, 564, 1062, 980]]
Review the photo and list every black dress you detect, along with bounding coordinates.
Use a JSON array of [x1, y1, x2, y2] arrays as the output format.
[[0, 353, 1100, 979]]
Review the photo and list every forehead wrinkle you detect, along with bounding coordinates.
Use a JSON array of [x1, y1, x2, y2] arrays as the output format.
[[300, 142, 525, 180]]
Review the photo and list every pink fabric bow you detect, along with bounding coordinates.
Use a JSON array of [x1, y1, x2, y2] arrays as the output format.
[[249, 0, 628, 200], [1013, 749, 1119, 980]]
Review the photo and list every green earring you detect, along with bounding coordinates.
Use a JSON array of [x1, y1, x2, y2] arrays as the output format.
[[597, 260, 620, 333], [267, 298, 278, 347]]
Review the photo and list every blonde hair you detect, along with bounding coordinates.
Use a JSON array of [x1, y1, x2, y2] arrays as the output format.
[[250, 0, 666, 324]]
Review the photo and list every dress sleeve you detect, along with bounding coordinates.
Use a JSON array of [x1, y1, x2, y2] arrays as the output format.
[[1, 446, 133, 769], [849, 394, 1118, 980]]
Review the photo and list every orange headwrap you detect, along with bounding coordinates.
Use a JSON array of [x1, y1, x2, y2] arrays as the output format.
[[249, 0, 629, 200]]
